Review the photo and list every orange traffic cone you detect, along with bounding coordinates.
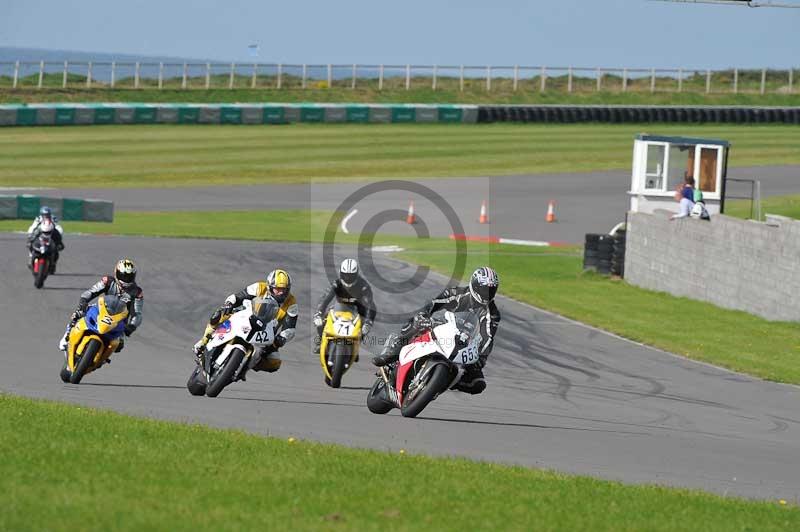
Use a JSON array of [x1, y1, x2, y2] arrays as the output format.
[[406, 201, 416, 224], [479, 200, 489, 224], [545, 200, 557, 223]]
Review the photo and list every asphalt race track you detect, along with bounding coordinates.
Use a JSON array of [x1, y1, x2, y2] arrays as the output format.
[[2, 233, 800, 501], [8, 165, 798, 244]]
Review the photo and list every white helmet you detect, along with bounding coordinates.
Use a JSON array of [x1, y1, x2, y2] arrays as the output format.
[[40, 219, 54, 234], [339, 258, 358, 287]]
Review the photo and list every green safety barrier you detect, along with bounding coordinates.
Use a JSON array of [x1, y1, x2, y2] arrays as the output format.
[[0, 103, 480, 126], [0, 195, 113, 222]]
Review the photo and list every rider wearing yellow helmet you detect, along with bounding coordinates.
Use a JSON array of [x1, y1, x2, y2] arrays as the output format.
[[193, 268, 298, 374]]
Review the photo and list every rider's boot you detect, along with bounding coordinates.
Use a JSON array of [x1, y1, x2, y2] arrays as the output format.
[[58, 327, 71, 352], [372, 333, 403, 367]]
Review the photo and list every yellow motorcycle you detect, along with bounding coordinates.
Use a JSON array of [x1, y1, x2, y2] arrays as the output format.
[[319, 301, 362, 388], [59, 295, 128, 384]]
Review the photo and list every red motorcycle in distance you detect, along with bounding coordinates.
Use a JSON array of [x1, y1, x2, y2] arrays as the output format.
[[30, 232, 56, 289]]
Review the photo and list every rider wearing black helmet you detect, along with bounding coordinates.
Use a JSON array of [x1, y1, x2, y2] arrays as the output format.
[[58, 258, 143, 352], [372, 266, 500, 395], [312, 258, 376, 357]]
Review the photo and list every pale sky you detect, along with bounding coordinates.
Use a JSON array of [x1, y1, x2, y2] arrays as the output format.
[[2, 0, 799, 68]]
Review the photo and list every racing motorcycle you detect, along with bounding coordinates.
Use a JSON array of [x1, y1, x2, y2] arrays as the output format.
[[60, 295, 128, 384], [367, 311, 482, 418], [187, 298, 279, 398], [30, 232, 56, 289], [319, 301, 362, 388]]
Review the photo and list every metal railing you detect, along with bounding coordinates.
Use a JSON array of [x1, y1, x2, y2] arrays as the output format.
[[0, 60, 796, 95], [725, 178, 762, 220]]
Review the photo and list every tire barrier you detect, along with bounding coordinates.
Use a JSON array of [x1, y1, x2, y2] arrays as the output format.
[[477, 105, 800, 124], [0, 103, 479, 127], [611, 230, 626, 278], [0, 195, 114, 222], [584, 232, 626, 277]]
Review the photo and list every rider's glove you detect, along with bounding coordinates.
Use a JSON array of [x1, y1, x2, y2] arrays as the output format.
[[211, 303, 233, 325], [413, 312, 431, 330], [124, 323, 137, 337], [313, 313, 323, 328], [57, 243, 64, 251], [70, 306, 85, 323], [362, 321, 372, 335]]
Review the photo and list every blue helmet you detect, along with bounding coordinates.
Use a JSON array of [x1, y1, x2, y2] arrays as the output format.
[[39, 206, 52, 217]]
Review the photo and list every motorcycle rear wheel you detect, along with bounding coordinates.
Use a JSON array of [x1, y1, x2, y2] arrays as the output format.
[[205, 347, 245, 398], [400, 363, 451, 418], [186, 366, 207, 396], [366, 377, 393, 414], [70, 339, 102, 384]]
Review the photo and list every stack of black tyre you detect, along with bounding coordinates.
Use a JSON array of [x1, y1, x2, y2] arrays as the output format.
[[610, 230, 626, 277], [583, 234, 613, 274]]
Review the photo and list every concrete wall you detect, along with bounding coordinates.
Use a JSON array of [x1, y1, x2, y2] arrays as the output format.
[[624, 212, 800, 321]]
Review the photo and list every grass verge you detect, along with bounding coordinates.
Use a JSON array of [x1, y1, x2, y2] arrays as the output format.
[[2, 209, 798, 384], [728, 194, 800, 221], [1, 123, 799, 188], [1, 393, 797, 532], [4, 86, 800, 106]]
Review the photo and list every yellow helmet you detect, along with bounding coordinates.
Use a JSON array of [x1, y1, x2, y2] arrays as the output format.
[[266, 269, 291, 303]]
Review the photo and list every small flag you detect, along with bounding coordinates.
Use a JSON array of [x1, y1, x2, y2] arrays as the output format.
[[247, 44, 259, 58]]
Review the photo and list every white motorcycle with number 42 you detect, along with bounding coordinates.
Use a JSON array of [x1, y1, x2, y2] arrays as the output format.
[[367, 311, 483, 418], [187, 298, 279, 398]]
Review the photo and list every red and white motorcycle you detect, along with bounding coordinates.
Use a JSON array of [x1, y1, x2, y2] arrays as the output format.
[[367, 311, 482, 418]]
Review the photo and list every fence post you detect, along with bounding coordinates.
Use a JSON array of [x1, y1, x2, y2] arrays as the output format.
[[706, 69, 711, 93], [540, 66, 546, 92], [378, 64, 384, 90], [677, 68, 682, 92], [790, 68, 794, 93], [251, 63, 257, 89], [302, 64, 307, 89], [229, 63, 235, 89], [327, 64, 332, 88], [733, 68, 738, 94], [159, 62, 164, 89], [596, 68, 602, 91], [622, 68, 627, 92], [204, 62, 209, 89], [650, 68, 655, 93], [277, 63, 282, 89], [760, 68, 766, 95], [432, 65, 437, 90], [351, 64, 356, 89], [486, 65, 491, 91], [110, 61, 116, 88], [38, 60, 44, 89], [459, 65, 464, 92], [12, 61, 18, 89], [86, 62, 92, 88], [405, 64, 410, 90], [513, 65, 519, 91], [568, 66, 574, 92], [62, 60, 68, 88], [134, 62, 140, 89], [182, 62, 188, 89]]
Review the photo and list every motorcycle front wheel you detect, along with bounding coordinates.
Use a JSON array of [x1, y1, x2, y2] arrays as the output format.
[[205, 347, 245, 398], [400, 363, 451, 418], [34, 259, 47, 289], [70, 338, 102, 384], [328, 342, 350, 389]]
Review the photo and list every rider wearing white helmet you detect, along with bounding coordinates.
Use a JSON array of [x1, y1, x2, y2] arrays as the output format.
[[312, 258, 376, 356]]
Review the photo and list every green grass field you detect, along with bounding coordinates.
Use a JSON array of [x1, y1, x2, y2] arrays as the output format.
[[728, 194, 800, 220], [3, 85, 800, 106], [2, 394, 796, 532], [1, 123, 799, 188], [2, 209, 797, 384]]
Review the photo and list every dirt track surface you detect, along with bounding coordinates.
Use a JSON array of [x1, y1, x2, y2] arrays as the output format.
[[2, 233, 800, 500], [9, 165, 797, 243]]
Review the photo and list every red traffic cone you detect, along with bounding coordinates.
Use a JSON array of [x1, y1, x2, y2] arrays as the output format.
[[545, 200, 557, 223], [479, 200, 489, 224], [406, 201, 416, 224]]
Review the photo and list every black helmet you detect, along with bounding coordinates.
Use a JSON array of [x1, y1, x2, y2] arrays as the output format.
[[339, 258, 358, 287], [468, 267, 499, 305], [115, 258, 137, 288]]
